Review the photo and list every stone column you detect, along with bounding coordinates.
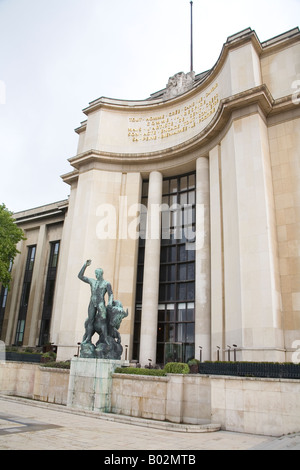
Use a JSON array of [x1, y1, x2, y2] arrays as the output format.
[[195, 157, 211, 361], [139, 171, 163, 366]]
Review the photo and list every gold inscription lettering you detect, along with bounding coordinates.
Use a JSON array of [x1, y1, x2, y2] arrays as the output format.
[[128, 83, 219, 143]]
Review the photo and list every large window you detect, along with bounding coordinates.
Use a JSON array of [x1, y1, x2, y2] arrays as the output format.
[[15, 246, 36, 345], [133, 172, 196, 365], [39, 241, 60, 346], [157, 173, 196, 364]]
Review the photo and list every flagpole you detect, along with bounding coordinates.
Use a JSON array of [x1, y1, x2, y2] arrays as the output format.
[[190, 1, 194, 72]]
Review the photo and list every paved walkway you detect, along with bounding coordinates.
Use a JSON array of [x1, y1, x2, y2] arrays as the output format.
[[0, 395, 299, 451]]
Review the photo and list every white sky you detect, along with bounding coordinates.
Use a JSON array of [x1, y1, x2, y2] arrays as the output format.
[[0, 0, 299, 212]]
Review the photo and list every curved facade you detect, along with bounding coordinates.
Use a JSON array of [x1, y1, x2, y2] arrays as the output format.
[[2, 27, 300, 364]]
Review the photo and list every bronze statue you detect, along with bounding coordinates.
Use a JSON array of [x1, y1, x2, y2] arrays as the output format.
[[78, 260, 128, 360]]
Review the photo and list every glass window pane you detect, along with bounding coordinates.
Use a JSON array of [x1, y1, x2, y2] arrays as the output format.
[[189, 174, 196, 189], [178, 245, 188, 262], [177, 323, 186, 342], [166, 305, 175, 322], [180, 176, 188, 191], [160, 265, 167, 282], [168, 265, 176, 282], [161, 247, 167, 263], [156, 343, 164, 364], [159, 284, 166, 301], [135, 309, 142, 322], [188, 191, 195, 205], [186, 323, 195, 342], [163, 180, 169, 195], [165, 324, 175, 342], [187, 263, 195, 280], [170, 179, 178, 193], [169, 246, 176, 263], [138, 265, 144, 280], [178, 283, 187, 300], [186, 303, 195, 321], [157, 324, 164, 342], [136, 284, 143, 302], [178, 304, 187, 321], [167, 284, 175, 301], [185, 343, 195, 363], [180, 192, 188, 205], [188, 248, 195, 261], [158, 308, 165, 322], [133, 322, 141, 342], [142, 182, 149, 197], [179, 264, 187, 281], [28, 246, 36, 271], [187, 282, 195, 301], [138, 247, 145, 264]]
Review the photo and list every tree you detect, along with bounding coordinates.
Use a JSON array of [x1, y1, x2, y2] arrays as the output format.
[[0, 204, 25, 288]]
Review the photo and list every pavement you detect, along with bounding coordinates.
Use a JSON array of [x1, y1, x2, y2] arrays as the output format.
[[0, 395, 299, 451]]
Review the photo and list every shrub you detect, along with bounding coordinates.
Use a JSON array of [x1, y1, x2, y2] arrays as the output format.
[[163, 362, 190, 374], [188, 358, 200, 366], [114, 367, 166, 377], [40, 361, 71, 369]]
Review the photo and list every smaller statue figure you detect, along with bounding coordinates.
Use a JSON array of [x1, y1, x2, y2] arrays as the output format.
[[78, 260, 128, 360], [163, 71, 195, 100]]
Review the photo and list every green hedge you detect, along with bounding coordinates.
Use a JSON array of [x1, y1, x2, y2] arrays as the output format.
[[115, 362, 190, 377], [114, 367, 166, 376], [40, 361, 71, 369], [164, 362, 190, 374]]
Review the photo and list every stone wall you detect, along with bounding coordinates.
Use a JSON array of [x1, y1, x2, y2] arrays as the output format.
[[0, 362, 69, 405], [111, 373, 211, 425], [111, 373, 300, 437], [1, 361, 300, 437], [211, 376, 300, 436]]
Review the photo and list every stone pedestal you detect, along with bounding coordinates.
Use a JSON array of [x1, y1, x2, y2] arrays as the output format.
[[67, 358, 124, 412]]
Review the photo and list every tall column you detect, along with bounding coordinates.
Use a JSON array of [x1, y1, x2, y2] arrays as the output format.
[[195, 157, 211, 361], [139, 171, 163, 366]]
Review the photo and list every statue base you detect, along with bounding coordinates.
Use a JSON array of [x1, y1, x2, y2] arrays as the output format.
[[80, 338, 123, 360], [67, 357, 125, 413]]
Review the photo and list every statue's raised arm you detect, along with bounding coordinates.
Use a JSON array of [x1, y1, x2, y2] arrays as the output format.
[[78, 259, 92, 284]]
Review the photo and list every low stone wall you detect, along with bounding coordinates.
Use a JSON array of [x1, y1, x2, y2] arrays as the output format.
[[211, 376, 300, 436], [1, 361, 299, 437], [0, 362, 70, 405], [111, 373, 211, 424], [111, 373, 300, 436]]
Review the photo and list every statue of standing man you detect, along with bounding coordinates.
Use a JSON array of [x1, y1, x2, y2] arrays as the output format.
[[78, 260, 113, 346]]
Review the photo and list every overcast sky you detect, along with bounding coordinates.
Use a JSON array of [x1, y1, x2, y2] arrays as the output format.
[[0, 0, 299, 213]]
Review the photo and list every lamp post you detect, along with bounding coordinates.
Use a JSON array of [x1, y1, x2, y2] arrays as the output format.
[[233, 344, 238, 362], [199, 346, 203, 363], [227, 345, 231, 362]]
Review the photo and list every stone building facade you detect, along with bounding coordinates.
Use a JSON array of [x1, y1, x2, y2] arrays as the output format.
[[1, 27, 300, 365]]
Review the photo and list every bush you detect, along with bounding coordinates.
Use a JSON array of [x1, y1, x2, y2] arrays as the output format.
[[40, 361, 71, 369], [114, 367, 166, 377], [188, 358, 200, 366], [163, 362, 190, 374], [115, 362, 191, 376]]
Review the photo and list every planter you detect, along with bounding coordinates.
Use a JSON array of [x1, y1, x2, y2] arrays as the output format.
[[189, 364, 199, 374]]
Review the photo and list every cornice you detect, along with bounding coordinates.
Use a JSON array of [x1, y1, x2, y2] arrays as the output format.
[[14, 200, 68, 225]]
